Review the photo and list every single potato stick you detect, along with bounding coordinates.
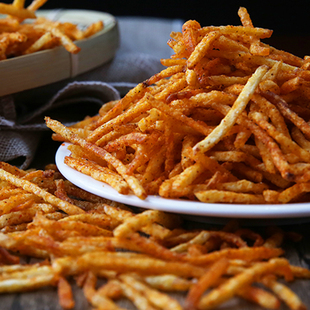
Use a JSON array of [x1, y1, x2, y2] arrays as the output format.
[[198, 258, 290, 309], [193, 65, 268, 153], [57, 276, 75, 310], [237, 285, 281, 309], [27, 0, 48, 11], [120, 274, 183, 310], [53, 252, 208, 278], [64, 156, 130, 195], [12, 0, 25, 9], [0, 3, 36, 19], [23, 31, 53, 54], [261, 275, 307, 310], [184, 258, 229, 310], [0, 267, 57, 293]]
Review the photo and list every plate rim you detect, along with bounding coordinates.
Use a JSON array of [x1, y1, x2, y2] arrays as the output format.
[[55, 142, 310, 219]]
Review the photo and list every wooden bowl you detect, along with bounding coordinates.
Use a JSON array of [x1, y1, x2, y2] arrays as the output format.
[[0, 9, 119, 96]]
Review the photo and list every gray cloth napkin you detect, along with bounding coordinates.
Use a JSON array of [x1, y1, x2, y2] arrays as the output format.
[[0, 16, 183, 169]]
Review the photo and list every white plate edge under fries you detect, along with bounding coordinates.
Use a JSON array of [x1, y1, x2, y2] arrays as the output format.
[[0, 9, 119, 97], [56, 143, 310, 220]]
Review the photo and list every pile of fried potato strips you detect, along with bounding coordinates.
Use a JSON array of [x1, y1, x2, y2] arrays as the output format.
[[0, 160, 308, 310], [48, 7, 310, 205]]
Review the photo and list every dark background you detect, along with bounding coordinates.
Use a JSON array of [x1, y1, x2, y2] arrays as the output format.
[[3, 0, 310, 56], [19, 0, 310, 35]]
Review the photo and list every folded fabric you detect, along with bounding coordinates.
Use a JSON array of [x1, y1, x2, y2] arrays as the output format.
[[0, 16, 183, 169]]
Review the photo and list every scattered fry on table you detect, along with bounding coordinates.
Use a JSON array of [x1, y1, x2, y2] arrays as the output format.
[[0, 160, 307, 309]]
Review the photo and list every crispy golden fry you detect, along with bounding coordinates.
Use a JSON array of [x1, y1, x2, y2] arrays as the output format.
[[184, 246, 284, 266], [23, 31, 53, 54], [53, 252, 207, 278], [187, 31, 219, 69], [120, 274, 182, 310], [198, 258, 290, 309], [184, 258, 229, 310], [261, 275, 307, 310], [144, 274, 193, 291], [83, 272, 125, 310], [195, 189, 265, 204], [0, 3, 35, 19], [57, 276, 75, 310], [27, 0, 48, 11], [64, 156, 130, 195], [82, 20, 104, 38], [35, 24, 81, 54], [0, 265, 57, 293], [114, 209, 173, 238], [12, 0, 25, 9], [31, 212, 113, 239], [118, 277, 157, 310], [238, 285, 281, 309], [193, 65, 268, 153]]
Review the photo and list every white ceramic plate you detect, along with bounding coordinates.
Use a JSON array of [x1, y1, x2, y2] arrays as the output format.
[[0, 9, 119, 96], [56, 143, 310, 221]]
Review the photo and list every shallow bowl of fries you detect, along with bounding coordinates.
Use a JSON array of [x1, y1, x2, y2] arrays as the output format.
[[0, 0, 119, 96]]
